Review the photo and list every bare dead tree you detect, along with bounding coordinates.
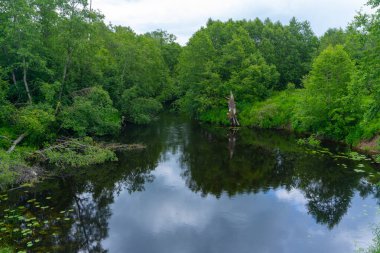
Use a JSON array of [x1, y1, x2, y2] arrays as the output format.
[[227, 91, 240, 127]]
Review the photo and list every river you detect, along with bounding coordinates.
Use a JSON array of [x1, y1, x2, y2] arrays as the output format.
[[1, 114, 380, 252]]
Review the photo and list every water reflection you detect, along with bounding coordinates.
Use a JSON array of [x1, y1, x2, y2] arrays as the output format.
[[180, 124, 378, 229], [1, 114, 380, 252]]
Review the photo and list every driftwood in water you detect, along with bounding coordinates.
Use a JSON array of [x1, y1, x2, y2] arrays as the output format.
[[101, 142, 146, 151], [227, 91, 240, 127]]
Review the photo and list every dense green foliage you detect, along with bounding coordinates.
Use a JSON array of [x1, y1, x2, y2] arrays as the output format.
[[293, 45, 360, 141], [179, 1, 380, 146], [0, 0, 181, 186], [240, 87, 300, 128], [0, 247, 13, 253], [0, 0, 181, 142], [176, 18, 318, 121], [42, 137, 117, 168], [0, 0, 380, 187], [61, 87, 120, 136], [0, 148, 33, 188]]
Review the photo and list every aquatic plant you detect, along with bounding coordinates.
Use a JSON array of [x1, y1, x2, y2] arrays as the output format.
[[0, 192, 73, 252], [347, 152, 368, 161], [296, 135, 321, 148]]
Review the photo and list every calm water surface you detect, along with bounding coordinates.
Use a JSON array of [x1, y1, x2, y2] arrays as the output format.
[[2, 114, 380, 252]]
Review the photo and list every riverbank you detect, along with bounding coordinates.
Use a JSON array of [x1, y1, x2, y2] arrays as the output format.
[[1, 106, 379, 190], [0, 137, 146, 190], [231, 89, 379, 155]]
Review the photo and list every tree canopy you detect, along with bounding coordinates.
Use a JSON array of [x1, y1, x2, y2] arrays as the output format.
[[0, 0, 379, 167]]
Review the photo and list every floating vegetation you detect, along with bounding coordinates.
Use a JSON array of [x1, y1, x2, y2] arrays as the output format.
[[297, 135, 321, 148], [347, 152, 368, 161], [0, 193, 73, 252], [375, 155, 380, 164]]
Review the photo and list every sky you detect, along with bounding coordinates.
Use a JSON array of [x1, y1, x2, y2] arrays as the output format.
[[92, 0, 370, 45]]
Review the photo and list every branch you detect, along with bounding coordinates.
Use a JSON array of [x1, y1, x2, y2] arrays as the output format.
[[7, 132, 28, 153], [0, 135, 10, 141]]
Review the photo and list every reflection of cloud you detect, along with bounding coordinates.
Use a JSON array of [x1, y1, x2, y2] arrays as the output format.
[[92, 0, 369, 45], [102, 154, 379, 253], [335, 226, 373, 251], [149, 199, 212, 234], [332, 194, 380, 251], [153, 159, 184, 189], [150, 155, 216, 232], [275, 188, 307, 213]]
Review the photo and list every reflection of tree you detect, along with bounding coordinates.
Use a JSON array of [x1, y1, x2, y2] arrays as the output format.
[[4, 114, 380, 251], [228, 129, 237, 159], [180, 123, 378, 229], [5, 136, 163, 252], [66, 191, 112, 253]]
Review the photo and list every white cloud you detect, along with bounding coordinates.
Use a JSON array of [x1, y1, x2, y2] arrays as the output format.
[[275, 188, 308, 212], [92, 0, 370, 45]]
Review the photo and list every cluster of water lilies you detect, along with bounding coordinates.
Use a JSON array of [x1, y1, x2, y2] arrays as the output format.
[[0, 192, 73, 252]]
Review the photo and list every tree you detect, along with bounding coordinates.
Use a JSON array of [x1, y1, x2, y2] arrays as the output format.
[[54, 0, 94, 103], [319, 28, 347, 52], [344, 1, 380, 139], [0, 0, 49, 104], [177, 20, 280, 122], [145, 29, 182, 76], [293, 45, 359, 140]]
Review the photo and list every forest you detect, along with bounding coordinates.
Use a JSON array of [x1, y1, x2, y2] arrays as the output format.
[[0, 0, 379, 187]]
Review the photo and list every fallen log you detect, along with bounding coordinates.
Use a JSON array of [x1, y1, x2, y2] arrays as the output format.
[[7, 132, 28, 153]]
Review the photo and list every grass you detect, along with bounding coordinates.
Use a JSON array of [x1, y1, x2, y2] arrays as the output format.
[[239, 89, 301, 128], [0, 247, 14, 253]]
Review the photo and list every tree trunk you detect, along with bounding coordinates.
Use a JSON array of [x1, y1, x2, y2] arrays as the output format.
[[227, 91, 240, 127], [58, 50, 72, 102], [7, 132, 28, 153], [2, 47, 18, 87], [12, 71, 17, 86], [22, 58, 32, 104]]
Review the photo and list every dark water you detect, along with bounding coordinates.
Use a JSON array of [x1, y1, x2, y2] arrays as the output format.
[[1, 114, 380, 253]]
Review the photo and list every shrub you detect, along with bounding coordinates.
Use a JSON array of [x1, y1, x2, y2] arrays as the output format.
[[61, 87, 121, 136], [42, 137, 117, 168], [121, 91, 163, 124], [241, 89, 300, 128], [296, 135, 321, 148]]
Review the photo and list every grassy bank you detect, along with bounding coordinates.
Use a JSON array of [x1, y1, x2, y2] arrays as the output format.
[[237, 88, 380, 155], [0, 138, 122, 190]]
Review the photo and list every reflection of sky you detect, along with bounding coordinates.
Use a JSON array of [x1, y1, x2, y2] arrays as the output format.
[[102, 152, 379, 253]]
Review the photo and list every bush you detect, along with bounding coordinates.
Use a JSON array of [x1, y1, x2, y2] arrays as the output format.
[[240, 89, 300, 128], [16, 104, 56, 144], [0, 247, 13, 253], [0, 150, 27, 188], [42, 137, 117, 168], [296, 135, 321, 148], [61, 87, 121, 136], [121, 90, 163, 124]]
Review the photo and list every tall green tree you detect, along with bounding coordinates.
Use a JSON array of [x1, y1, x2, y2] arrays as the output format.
[[0, 0, 48, 104], [319, 28, 347, 52], [177, 21, 280, 123], [293, 45, 359, 141]]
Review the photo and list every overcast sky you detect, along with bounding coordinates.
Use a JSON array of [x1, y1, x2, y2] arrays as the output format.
[[92, 0, 370, 45]]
